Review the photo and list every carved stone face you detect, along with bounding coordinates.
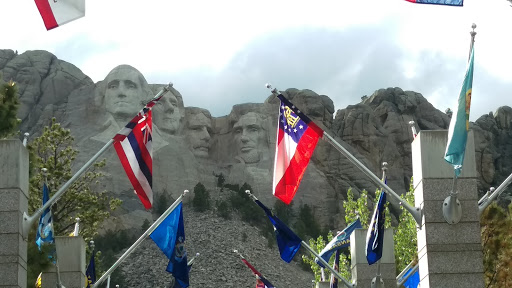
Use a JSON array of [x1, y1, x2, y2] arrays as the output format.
[[233, 112, 267, 164], [185, 112, 212, 158], [104, 68, 144, 119], [154, 93, 181, 135]]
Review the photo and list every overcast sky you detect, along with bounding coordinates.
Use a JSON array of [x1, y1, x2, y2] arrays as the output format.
[[6, 0, 512, 120]]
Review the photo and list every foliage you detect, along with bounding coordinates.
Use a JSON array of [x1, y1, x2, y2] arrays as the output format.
[[294, 204, 322, 240], [394, 181, 418, 273], [27, 229, 55, 287], [154, 192, 170, 216], [94, 229, 137, 287], [481, 202, 512, 288], [273, 199, 295, 225], [301, 232, 351, 282], [216, 200, 231, 219], [214, 172, 225, 190], [0, 78, 20, 138], [27, 118, 121, 241], [141, 219, 151, 230], [192, 182, 210, 212]]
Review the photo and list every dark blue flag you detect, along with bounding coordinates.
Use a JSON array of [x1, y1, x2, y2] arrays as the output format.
[[366, 191, 386, 265], [330, 249, 341, 288], [36, 183, 54, 250], [315, 218, 362, 268], [255, 199, 302, 263], [150, 202, 189, 288], [85, 252, 96, 288]]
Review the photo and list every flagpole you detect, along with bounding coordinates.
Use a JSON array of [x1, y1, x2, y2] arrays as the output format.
[[245, 191, 355, 288], [478, 171, 512, 215], [92, 190, 188, 288], [444, 25, 477, 225], [22, 83, 174, 239], [396, 261, 419, 287], [301, 240, 355, 288], [265, 84, 422, 226]]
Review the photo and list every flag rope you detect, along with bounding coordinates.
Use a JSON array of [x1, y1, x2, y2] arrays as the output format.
[[266, 84, 422, 227], [22, 83, 174, 239], [92, 190, 188, 288]]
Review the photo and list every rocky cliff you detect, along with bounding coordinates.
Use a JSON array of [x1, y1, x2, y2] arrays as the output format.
[[2, 49, 511, 286]]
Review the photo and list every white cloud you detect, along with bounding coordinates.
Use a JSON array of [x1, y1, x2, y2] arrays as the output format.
[[5, 0, 512, 120]]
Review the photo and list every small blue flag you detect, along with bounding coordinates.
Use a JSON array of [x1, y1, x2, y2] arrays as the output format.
[[85, 252, 96, 288], [366, 191, 387, 265], [445, 47, 475, 177], [150, 202, 189, 288], [36, 183, 54, 250], [316, 218, 362, 268], [254, 199, 302, 263]]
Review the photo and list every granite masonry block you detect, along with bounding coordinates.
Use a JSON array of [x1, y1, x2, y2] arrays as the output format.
[[415, 178, 478, 204], [0, 189, 27, 213], [420, 222, 482, 246], [420, 199, 480, 223], [0, 211, 22, 234], [351, 263, 396, 280], [350, 228, 394, 267], [0, 140, 29, 195], [426, 273, 484, 288], [412, 130, 476, 185], [0, 262, 26, 288], [54, 236, 86, 273], [419, 250, 483, 275]]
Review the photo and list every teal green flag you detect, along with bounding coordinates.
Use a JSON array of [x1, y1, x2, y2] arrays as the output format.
[[444, 47, 475, 177]]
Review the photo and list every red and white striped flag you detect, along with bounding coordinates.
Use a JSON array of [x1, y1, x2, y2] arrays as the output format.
[[34, 0, 85, 30], [273, 94, 323, 204], [113, 109, 154, 209]]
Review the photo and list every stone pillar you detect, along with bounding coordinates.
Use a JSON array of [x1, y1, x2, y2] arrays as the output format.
[[42, 236, 86, 288], [412, 130, 484, 287], [0, 140, 29, 288], [316, 282, 330, 288], [350, 228, 396, 287]]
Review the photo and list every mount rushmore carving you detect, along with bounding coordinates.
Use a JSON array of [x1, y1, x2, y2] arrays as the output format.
[[1, 49, 511, 230]]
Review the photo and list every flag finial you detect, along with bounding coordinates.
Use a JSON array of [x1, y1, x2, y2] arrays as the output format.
[[265, 83, 279, 95]]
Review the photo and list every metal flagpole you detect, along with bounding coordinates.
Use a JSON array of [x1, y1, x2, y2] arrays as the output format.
[[92, 190, 188, 288], [301, 240, 356, 288], [22, 83, 174, 239], [478, 171, 512, 215], [443, 24, 477, 225], [396, 262, 418, 287], [370, 163, 387, 288], [106, 276, 110, 288], [266, 84, 422, 226]]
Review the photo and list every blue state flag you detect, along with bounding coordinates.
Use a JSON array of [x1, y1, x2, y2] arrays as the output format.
[[366, 191, 387, 265], [150, 202, 189, 288], [315, 218, 362, 268], [254, 199, 302, 263], [445, 46, 475, 177], [85, 252, 96, 288], [405, 0, 463, 6], [36, 182, 54, 250]]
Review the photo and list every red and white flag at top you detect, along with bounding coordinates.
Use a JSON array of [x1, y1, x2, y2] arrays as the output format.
[[113, 107, 155, 209], [273, 94, 324, 204], [34, 0, 85, 30]]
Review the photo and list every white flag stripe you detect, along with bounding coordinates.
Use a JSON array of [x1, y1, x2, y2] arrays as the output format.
[[48, 0, 85, 26], [120, 139, 153, 204]]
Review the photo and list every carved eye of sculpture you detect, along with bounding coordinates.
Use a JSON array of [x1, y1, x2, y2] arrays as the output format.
[[107, 80, 119, 89], [125, 81, 137, 90]]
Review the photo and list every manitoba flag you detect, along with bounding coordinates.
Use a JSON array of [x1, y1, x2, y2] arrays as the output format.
[[113, 109, 154, 209], [34, 0, 85, 30], [273, 94, 323, 204]]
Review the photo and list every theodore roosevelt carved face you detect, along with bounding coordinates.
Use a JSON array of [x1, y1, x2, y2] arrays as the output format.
[[184, 108, 212, 158]]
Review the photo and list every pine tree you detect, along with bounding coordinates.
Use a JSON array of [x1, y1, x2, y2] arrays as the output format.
[[0, 78, 20, 138], [27, 118, 122, 284], [192, 182, 210, 212]]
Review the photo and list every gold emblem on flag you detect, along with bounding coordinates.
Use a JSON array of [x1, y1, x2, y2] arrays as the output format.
[[284, 106, 300, 128]]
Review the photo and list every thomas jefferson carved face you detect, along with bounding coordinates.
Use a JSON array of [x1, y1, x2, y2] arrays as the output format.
[[104, 67, 145, 119], [185, 112, 212, 158], [154, 93, 182, 135], [233, 112, 268, 164]]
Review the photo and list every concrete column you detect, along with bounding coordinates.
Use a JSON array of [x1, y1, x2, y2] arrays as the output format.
[[0, 140, 29, 288], [350, 228, 395, 287], [42, 236, 86, 288], [412, 130, 484, 287], [316, 282, 330, 288]]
